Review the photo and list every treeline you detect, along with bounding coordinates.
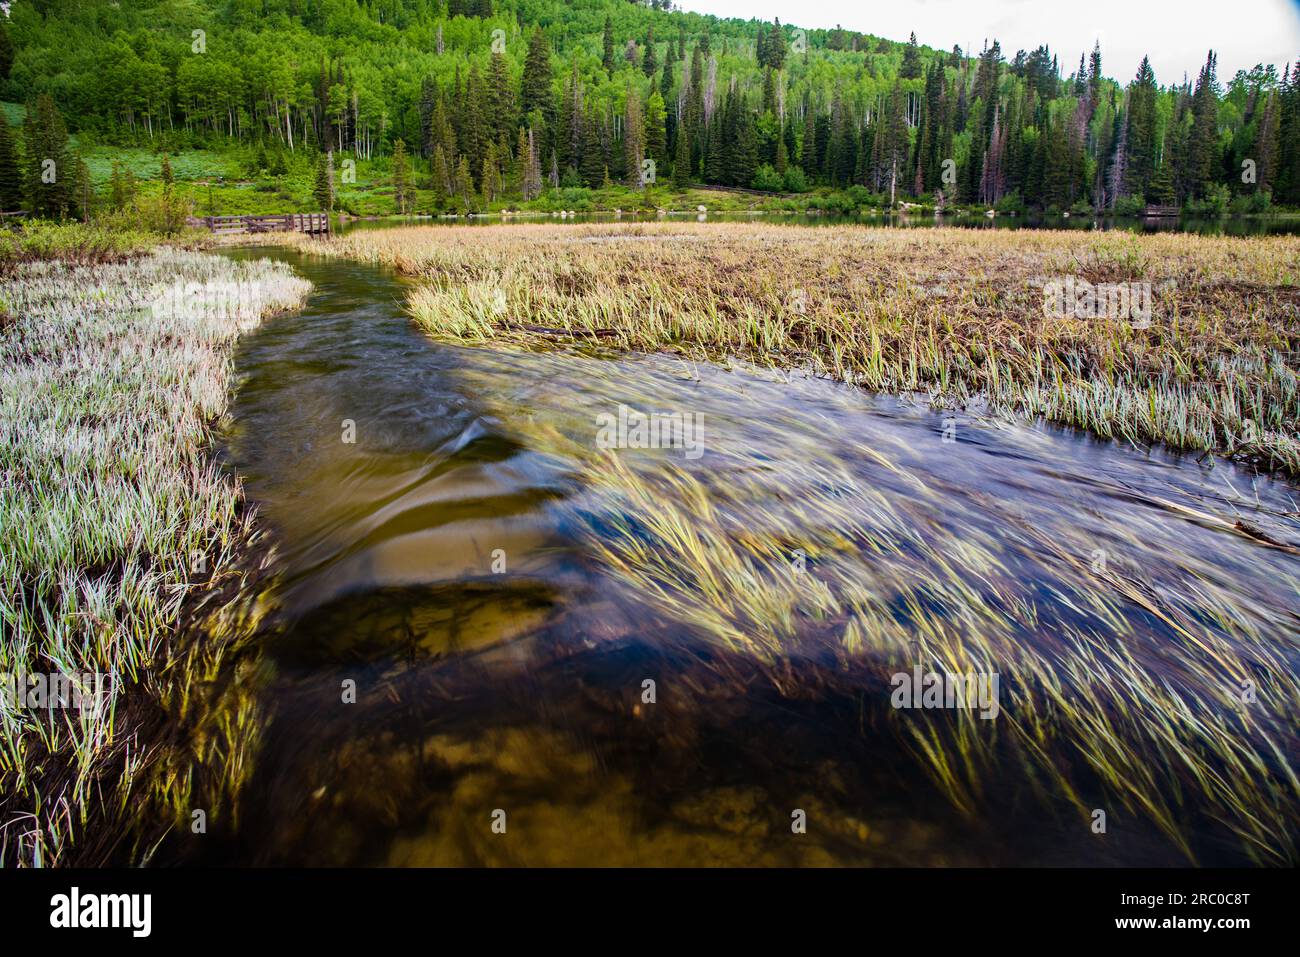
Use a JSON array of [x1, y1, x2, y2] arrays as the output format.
[[1, 0, 1297, 213]]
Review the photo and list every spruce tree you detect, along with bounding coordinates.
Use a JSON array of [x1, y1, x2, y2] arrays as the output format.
[[392, 138, 410, 213], [673, 120, 691, 186], [602, 17, 615, 76], [314, 149, 335, 212], [623, 87, 645, 188], [645, 91, 668, 170], [24, 94, 70, 219], [0, 117, 23, 212], [0, 20, 13, 82], [520, 28, 553, 119], [643, 26, 658, 78], [900, 33, 922, 80]]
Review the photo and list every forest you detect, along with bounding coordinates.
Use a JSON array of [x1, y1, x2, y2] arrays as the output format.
[[0, 0, 1297, 217]]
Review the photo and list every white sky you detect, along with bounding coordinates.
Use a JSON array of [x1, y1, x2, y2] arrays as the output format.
[[677, 0, 1300, 86]]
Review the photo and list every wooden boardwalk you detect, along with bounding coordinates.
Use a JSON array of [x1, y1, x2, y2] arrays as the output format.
[[186, 213, 331, 236]]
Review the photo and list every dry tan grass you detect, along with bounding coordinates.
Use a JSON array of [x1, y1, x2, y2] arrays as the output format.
[[298, 222, 1300, 474]]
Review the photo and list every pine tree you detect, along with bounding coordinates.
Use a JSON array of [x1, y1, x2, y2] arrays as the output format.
[[24, 94, 70, 219], [1124, 56, 1158, 200], [643, 26, 658, 78], [314, 149, 335, 212], [392, 138, 411, 213], [602, 16, 615, 76], [0, 117, 23, 212], [160, 154, 174, 192], [1254, 91, 1280, 194], [431, 144, 451, 210], [624, 87, 645, 188], [645, 90, 668, 170], [900, 32, 922, 80], [800, 106, 816, 170], [108, 161, 126, 210], [579, 106, 604, 187], [520, 28, 553, 120], [72, 154, 94, 222], [767, 20, 787, 71], [463, 66, 488, 188], [673, 118, 691, 186], [455, 155, 474, 213], [488, 50, 515, 146], [1187, 51, 1220, 199], [0, 20, 13, 82], [480, 139, 499, 203], [524, 127, 543, 199]]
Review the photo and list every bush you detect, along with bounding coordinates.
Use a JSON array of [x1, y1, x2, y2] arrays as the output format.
[[1186, 183, 1230, 216], [751, 164, 785, 192], [100, 191, 195, 235], [1113, 194, 1146, 216], [782, 166, 809, 192], [1229, 190, 1271, 214]]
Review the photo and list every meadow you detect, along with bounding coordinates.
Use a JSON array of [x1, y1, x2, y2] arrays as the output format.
[[0, 246, 309, 865]]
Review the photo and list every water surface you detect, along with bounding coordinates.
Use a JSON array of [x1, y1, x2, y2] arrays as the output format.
[[184, 248, 1300, 866]]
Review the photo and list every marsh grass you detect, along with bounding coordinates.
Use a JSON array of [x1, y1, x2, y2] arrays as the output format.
[[435, 350, 1300, 865], [0, 220, 207, 275], [307, 224, 1300, 864], [0, 249, 309, 865], [303, 223, 1300, 475]]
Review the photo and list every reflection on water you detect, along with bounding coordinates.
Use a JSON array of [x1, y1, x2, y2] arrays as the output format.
[[177, 249, 1299, 867]]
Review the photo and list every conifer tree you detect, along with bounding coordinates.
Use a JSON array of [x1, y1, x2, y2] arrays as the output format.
[[645, 90, 668, 170], [24, 94, 70, 218], [643, 26, 658, 78], [623, 87, 645, 188], [392, 138, 411, 212], [0, 117, 23, 212], [602, 17, 615, 76], [520, 28, 553, 120], [673, 118, 691, 186], [314, 149, 335, 212]]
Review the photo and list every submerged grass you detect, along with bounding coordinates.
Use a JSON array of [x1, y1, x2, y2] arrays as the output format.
[[0, 249, 309, 865], [305, 222, 1300, 475], [305, 223, 1300, 864], [448, 351, 1300, 865]]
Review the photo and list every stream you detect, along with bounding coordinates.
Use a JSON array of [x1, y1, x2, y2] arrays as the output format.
[[175, 247, 1300, 866]]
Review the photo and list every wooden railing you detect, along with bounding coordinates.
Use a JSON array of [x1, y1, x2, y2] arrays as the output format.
[[1142, 205, 1180, 218], [186, 213, 331, 236]]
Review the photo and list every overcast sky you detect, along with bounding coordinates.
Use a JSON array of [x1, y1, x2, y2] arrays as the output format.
[[677, 0, 1300, 86]]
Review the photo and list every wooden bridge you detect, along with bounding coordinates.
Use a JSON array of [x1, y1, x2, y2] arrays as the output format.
[[1142, 205, 1180, 218], [186, 213, 331, 236]]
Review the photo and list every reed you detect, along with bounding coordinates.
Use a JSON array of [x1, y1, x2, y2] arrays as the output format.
[[304, 223, 1300, 863], [0, 249, 309, 866], [301, 222, 1300, 474]]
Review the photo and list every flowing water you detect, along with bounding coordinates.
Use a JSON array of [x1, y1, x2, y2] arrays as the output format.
[[173, 248, 1300, 866]]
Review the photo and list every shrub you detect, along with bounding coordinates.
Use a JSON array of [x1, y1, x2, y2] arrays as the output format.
[[782, 166, 809, 193], [751, 164, 785, 192]]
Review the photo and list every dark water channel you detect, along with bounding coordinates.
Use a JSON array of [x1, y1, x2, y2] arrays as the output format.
[[173, 247, 1300, 866]]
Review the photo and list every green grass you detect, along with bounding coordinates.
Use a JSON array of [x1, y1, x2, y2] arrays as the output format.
[[0, 248, 310, 866], [0, 219, 202, 273]]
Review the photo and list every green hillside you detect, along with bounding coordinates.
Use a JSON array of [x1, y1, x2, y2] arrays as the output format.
[[0, 0, 1295, 216]]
